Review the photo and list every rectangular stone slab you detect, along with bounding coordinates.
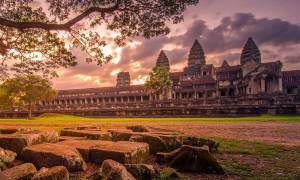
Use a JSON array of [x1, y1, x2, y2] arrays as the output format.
[[0, 128, 18, 134], [60, 130, 111, 140], [0, 131, 59, 155], [58, 140, 149, 164], [108, 130, 183, 153], [21, 143, 87, 172], [59, 136, 86, 142]]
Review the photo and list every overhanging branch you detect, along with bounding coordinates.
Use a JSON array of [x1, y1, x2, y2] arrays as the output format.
[[0, 1, 121, 31]]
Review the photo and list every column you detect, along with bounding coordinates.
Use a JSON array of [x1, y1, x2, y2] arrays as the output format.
[[278, 77, 283, 92], [261, 78, 266, 92]]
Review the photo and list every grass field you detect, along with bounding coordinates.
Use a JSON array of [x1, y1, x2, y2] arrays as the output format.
[[0, 113, 300, 123], [0, 114, 299, 179]]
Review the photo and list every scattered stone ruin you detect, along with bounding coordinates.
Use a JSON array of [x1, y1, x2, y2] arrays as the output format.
[[0, 126, 224, 179]]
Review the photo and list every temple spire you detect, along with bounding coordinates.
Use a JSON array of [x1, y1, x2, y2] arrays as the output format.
[[240, 37, 261, 65], [222, 60, 229, 67], [155, 50, 170, 68], [188, 40, 206, 67], [116, 72, 131, 87]]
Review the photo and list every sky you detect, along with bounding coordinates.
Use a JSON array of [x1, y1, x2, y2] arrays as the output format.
[[51, 0, 300, 90]]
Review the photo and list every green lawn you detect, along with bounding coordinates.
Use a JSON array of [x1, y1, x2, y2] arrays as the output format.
[[214, 137, 300, 179], [0, 113, 299, 124]]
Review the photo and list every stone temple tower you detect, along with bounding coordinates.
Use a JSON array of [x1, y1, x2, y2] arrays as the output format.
[[116, 72, 131, 87], [240, 37, 261, 65], [188, 40, 206, 67], [155, 50, 170, 69]]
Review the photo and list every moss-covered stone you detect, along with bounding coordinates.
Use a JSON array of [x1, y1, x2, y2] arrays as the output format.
[[125, 164, 159, 180], [0, 147, 17, 170]]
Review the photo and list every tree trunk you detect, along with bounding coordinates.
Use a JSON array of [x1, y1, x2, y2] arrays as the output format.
[[28, 103, 32, 119]]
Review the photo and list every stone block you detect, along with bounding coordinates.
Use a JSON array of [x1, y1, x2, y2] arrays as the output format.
[[32, 166, 69, 180], [0, 147, 17, 170], [59, 136, 86, 142], [125, 164, 159, 180], [60, 130, 111, 140], [21, 143, 87, 172], [109, 130, 183, 154], [0, 130, 59, 155], [156, 145, 224, 174], [58, 140, 149, 164], [101, 159, 135, 180], [0, 163, 37, 180]]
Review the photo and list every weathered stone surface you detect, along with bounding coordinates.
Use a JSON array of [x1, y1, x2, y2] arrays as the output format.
[[59, 136, 86, 142], [129, 135, 168, 154], [76, 126, 101, 131], [69, 163, 102, 180], [0, 163, 37, 180], [0, 128, 18, 134], [157, 145, 224, 174], [0, 130, 59, 155], [32, 166, 69, 180], [109, 130, 133, 141], [60, 130, 111, 140], [0, 128, 33, 134], [21, 143, 87, 172], [58, 140, 149, 164], [126, 126, 150, 132], [109, 130, 182, 154], [20, 130, 59, 143], [183, 136, 219, 152], [0, 147, 17, 170], [101, 159, 135, 180], [153, 134, 183, 151], [125, 164, 159, 180], [159, 167, 183, 180]]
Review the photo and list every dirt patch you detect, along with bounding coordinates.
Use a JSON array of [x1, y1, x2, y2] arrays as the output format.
[[149, 122, 300, 146]]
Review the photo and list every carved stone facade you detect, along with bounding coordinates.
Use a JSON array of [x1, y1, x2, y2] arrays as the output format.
[[29, 38, 300, 116], [116, 72, 131, 87], [155, 50, 170, 68]]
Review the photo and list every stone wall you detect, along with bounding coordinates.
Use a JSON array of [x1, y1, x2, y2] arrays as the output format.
[[1, 95, 300, 118]]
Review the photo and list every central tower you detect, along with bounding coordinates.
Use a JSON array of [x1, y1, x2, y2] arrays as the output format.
[[188, 40, 206, 67], [240, 37, 261, 65]]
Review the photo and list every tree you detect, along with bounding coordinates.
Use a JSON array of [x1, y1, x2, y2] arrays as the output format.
[[145, 66, 173, 100], [0, 0, 199, 78], [0, 75, 57, 119]]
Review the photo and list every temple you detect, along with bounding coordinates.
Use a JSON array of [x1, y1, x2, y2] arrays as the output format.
[[4, 38, 300, 117]]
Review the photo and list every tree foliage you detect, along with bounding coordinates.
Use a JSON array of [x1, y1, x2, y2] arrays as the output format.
[[145, 66, 173, 99], [0, 75, 57, 118], [0, 0, 199, 78]]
